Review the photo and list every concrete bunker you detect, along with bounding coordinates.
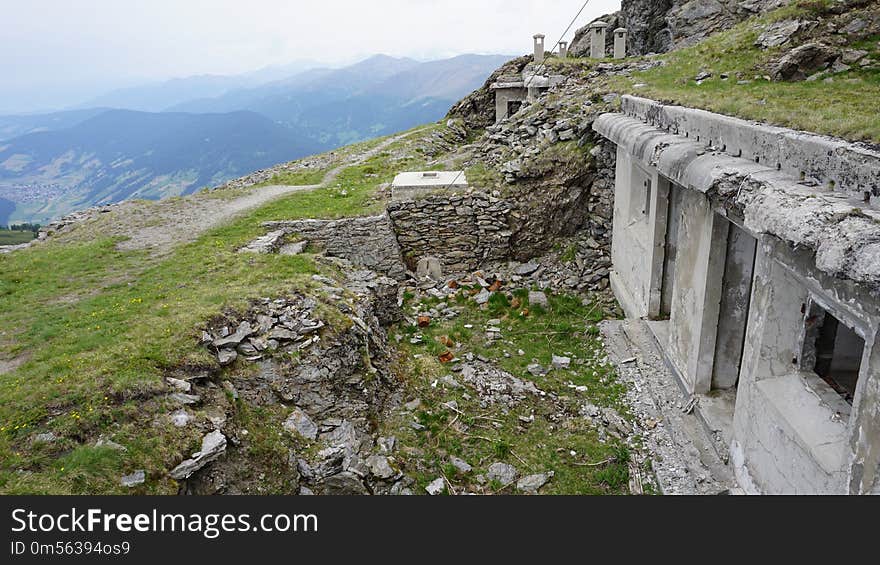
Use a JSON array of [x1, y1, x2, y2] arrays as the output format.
[[595, 95, 880, 494], [391, 171, 468, 201], [490, 34, 565, 124]]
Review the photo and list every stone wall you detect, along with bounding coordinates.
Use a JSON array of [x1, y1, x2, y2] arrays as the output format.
[[265, 215, 408, 281], [387, 194, 512, 275], [582, 142, 616, 257], [263, 192, 515, 281]]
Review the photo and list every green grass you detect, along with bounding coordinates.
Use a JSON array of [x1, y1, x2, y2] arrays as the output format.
[[0, 231, 36, 246], [384, 287, 631, 495], [521, 140, 593, 178], [261, 168, 330, 187], [610, 2, 880, 142], [0, 125, 440, 494], [465, 162, 503, 191]]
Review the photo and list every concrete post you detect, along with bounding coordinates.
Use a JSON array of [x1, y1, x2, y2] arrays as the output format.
[[559, 41, 569, 58], [614, 28, 629, 59], [533, 34, 545, 64], [589, 21, 608, 59]]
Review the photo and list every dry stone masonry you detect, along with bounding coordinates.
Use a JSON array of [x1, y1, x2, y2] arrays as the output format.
[[264, 215, 408, 281], [387, 193, 512, 276]]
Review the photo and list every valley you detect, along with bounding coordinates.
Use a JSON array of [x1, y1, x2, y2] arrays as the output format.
[[0, 54, 512, 227]]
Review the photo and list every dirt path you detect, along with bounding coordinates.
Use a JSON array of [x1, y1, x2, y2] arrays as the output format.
[[111, 131, 413, 256], [63, 133, 412, 255]]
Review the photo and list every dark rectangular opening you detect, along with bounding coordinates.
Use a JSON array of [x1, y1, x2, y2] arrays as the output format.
[[807, 308, 865, 405], [507, 101, 522, 118], [712, 221, 757, 390], [660, 183, 683, 318]]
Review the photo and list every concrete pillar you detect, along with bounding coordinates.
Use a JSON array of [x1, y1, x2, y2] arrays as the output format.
[[614, 28, 629, 59], [847, 331, 880, 494], [589, 21, 608, 59], [533, 34, 545, 64], [667, 191, 729, 395], [559, 41, 569, 58]]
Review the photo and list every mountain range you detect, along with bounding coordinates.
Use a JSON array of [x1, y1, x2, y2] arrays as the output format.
[[0, 54, 511, 226]]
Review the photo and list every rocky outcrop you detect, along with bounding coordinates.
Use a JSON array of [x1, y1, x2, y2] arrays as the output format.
[[575, 0, 787, 57], [666, 1, 789, 50], [759, 5, 880, 81], [176, 265, 407, 495], [619, 0, 676, 55], [768, 42, 838, 81], [169, 431, 228, 480], [202, 294, 329, 366], [469, 59, 661, 261]]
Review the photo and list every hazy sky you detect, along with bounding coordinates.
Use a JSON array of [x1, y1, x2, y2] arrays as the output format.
[[3, 0, 621, 113]]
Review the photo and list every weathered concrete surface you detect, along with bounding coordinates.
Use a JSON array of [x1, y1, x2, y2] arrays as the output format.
[[617, 95, 880, 198], [489, 62, 565, 124], [713, 222, 757, 390], [851, 340, 880, 494], [666, 188, 727, 395], [589, 21, 609, 59], [391, 171, 467, 201], [609, 148, 657, 319], [613, 28, 629, 59], [491, 84, 529, 123], [732, 236, 880, 494], [594, 101, 880, 292], [596, 96, 880, 494]]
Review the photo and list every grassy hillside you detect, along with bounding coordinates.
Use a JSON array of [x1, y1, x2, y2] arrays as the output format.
[[617, 0, 880, 143], [0, 231, 35, 245], [0, 128, 435, 494], [6, 0, 872, 495], [543, 0, 880, 144]]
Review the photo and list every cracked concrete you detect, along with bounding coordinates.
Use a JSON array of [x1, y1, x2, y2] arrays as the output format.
[[595, 96, 880, 494], [594, 97, 880, 292]]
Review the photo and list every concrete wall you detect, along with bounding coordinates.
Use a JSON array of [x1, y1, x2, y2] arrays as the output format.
[[609, 143, 731, 397], [733, 237, 880, 494], [620, 95, 880, 198], [851, 337, 880, 494], [609, 146, 664, 319], [712, 222, 757, 390], [596, 99, 880, 494], [494, 87, 528, 123]]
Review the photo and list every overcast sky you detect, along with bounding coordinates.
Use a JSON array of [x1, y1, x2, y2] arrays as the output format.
[[3, 0, 620, 114]]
